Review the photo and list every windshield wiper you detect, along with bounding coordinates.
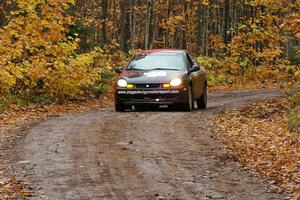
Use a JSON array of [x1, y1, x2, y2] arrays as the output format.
[[150, 68, 180, 71], [127, 68, 144, 71]]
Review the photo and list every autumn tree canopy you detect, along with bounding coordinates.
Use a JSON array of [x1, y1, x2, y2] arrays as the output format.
[[0, 0, 108, 99], [0, 0, 299, 99], [75, 0, 299, 80], [75, 0, 299, 56]]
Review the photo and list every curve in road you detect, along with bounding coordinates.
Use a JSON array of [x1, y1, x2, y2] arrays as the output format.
[[10, 89, 286, 200]]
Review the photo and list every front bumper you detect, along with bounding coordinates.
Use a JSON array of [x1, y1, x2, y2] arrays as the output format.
[[115, 87, 188, 105]]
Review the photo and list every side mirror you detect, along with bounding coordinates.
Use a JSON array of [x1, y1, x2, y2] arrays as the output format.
[[189, 65, 200, 73], [115, 67, 123, 74]]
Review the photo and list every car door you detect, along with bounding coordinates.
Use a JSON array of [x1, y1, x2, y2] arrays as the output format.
[[186, 53, 205, 99]]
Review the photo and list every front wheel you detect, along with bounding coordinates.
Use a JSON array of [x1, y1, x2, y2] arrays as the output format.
[[181, 86, 194, 111], [115, 103, 125, 112], [197, 84, 207, 109]]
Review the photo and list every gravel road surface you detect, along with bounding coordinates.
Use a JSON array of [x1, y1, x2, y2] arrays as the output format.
[[9, 89, 286, 200]]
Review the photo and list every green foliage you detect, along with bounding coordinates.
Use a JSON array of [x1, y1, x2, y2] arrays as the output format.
[[296, 70, 300, 79], [288, 74, 300, 130], [196, 56, 222, 71], [69, 20, 97, 52], [239, 58, 253, 73], [288, 44, 300, 64], [197, 56, 235, 86], [289, 106, 300, 131], [0, 95, 50, 108], [0, 100, 5, 108], [90, 71, 115, 97]]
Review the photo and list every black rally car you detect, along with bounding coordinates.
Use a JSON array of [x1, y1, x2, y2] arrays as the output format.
[[114, 49, 208, 112]]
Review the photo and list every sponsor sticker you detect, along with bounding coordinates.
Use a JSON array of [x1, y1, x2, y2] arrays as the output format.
[[117, 90, 180, 95], [144, 71, 167, 77]]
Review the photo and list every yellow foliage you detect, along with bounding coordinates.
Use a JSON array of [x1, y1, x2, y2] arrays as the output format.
[[0, 0, 110, 100]]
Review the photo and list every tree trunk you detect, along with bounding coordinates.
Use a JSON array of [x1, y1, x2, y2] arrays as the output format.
[[101, 0, 108, 46], [120, 0, 130, 52], [145, 0, 152, 49]]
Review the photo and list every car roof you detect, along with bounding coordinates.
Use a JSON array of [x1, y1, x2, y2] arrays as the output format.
[[136, 49, 186, 55]]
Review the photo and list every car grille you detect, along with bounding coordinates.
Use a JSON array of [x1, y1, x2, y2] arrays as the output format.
[[131, 93, 179, 100], [135, 84, 161, 89]]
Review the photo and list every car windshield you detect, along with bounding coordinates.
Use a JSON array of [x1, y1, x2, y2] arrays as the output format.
[[127, 53, 185, 71]]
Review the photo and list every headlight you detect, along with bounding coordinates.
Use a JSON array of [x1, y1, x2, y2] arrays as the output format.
[[170, 78, 182, 87], [117, 79, 128, 87]]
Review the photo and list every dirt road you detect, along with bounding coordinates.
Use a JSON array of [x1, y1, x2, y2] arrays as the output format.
[[9, 89, 286, 200]]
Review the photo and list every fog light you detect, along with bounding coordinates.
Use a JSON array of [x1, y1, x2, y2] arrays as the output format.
[[163, 83, 171, 88], [127, 84, 134, 88]]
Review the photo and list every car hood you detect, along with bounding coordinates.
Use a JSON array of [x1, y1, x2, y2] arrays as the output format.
[[119, 70, 186, 84]]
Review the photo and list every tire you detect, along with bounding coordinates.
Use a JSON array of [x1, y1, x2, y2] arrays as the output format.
[[181, 86, 194, 111], [115, 103, 126, 112], [197, 84, 207, 109]]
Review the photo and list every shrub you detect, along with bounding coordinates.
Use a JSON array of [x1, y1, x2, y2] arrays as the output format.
[[197, 56, 235, 86]]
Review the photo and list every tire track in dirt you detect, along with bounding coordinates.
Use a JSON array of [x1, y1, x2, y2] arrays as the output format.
[[9, 88, 286, 199]]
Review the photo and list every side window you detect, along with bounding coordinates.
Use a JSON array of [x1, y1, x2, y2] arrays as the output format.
[[189, 54, 199, 66], [186, 53, 194, 69]]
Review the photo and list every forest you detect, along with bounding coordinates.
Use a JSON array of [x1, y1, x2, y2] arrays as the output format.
[[0, 1, 300, 199], [2, 0, 300, 126], [0, 0, 299, 125]]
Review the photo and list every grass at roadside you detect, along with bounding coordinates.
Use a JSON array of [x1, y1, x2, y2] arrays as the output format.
[[214, 99, 300, 198]]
